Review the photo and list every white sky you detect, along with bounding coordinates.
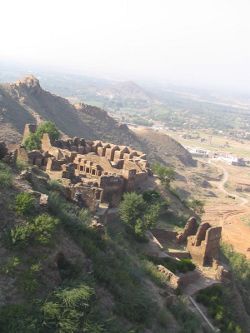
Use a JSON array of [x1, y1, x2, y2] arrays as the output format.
[[1, 0, 250, 91]]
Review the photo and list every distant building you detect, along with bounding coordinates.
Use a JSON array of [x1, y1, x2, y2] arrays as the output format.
[[185, 146, 209, 158]]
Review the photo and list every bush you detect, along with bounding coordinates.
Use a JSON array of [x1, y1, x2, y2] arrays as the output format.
[[10, 214, 59, 247], [119, 192, 161, 238], [196, 285, 244, 333], [23, 121, 60, 151], [42, 283, 95, 332], [0, 161, 12, 188], [35, 121, 60, 142], [152, 163, 175, 187], [1, 256, 21, 275], [15, 158, 29, 171], [19, 263, 41, 294], [186, 199, 205, 216], [0, 304, 38, 333], [23, 133, 41, 151], [142, 190, 161, 203], [221, 243, 250, 315], [148, 256, 196, 274], [15, 192, 36, 216], [169, 297, 200, 332], [141, 259, 169, 287]]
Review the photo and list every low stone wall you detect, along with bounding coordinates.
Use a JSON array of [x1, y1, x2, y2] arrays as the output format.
[[157, 265, 200, 289], [151, 229, 177, 245]]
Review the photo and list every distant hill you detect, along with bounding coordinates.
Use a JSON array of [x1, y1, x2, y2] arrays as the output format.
[[133, 127, 196, 167], [0, 75, 194, 166], [0, 76, 141, 146]]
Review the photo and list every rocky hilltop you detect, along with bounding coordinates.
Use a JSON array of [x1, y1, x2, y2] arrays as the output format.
[[0, 75, 194, 166]]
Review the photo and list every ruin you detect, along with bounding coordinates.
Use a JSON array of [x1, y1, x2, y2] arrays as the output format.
[[187, 222, 222, 266], [18, 124, 151, 211]]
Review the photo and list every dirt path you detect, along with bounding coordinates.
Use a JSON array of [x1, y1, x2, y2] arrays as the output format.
[[208, 160, 249, 206], [203, 160, 250, 258]]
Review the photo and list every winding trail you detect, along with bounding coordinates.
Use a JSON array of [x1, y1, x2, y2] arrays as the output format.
[[208, 159, 249, 206], [202, 159, 250, 258]]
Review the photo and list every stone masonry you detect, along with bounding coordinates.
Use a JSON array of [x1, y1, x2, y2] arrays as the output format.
[[18, 124, 151, 210]]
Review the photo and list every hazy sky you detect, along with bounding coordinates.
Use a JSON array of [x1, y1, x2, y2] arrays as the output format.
[[1, 0, 250, 91]]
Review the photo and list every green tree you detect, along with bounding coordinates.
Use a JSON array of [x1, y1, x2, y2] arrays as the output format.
[[35, 121, 60, 142], [119, 192, 146, 229], [119, 192, 161, 238], [152, 163, 175, 187], [23, 121, 60, 151], [23, 134, 41, 151]]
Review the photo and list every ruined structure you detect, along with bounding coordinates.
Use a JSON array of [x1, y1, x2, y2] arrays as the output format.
[[18, 124, 151, 210], [187, 222, 222, 266], [176, 216, 198, 243]]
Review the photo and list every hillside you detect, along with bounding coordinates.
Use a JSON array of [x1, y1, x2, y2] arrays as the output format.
[[0, 75, 194, 167], [0, 76, 139, 146], [133, 127, 196, 167], [0, 159, 208, 333]]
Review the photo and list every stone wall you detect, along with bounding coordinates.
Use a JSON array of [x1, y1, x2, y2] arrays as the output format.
[[19, 124, 151, 209], [187, 223, 222, 266], [176, 217, 198, 243], [157, 265, 199, 289]]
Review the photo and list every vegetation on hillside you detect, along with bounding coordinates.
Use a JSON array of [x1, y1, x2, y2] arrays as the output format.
[[0, 161, 13, 188], [24, 121, 60, 151], [119, 191, 162, 239], [152, 163, 175, 187], [185, 199, 205, 217], [0, 161, 206, 332], [196, 285, 244, 333], [222, 244, 250, 317]]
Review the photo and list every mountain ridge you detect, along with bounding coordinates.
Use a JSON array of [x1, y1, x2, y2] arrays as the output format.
[[0, 75, 194, 166]]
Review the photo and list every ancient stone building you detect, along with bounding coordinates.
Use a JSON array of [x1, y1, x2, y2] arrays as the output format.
[[18, 124, 151, 210], [187, 222, 222, 266], [176, 217, 198, 243]]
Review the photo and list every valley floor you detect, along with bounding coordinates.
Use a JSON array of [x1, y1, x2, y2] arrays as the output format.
[[202, 160, 250, 259]]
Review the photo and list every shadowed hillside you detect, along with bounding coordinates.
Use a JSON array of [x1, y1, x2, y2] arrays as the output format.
[[0, 75, 194, 167]]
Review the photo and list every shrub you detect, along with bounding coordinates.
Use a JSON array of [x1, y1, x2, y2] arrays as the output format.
[[0, 161, 12, 188], [35, 121, 60, 142], [48, 179, 64, 192], [1, 256, 21, 275], [23, 121, 60, 151], [169, 297, 200, 332], [186, 199, 205, 216], [142, 190, 161, 203], [221, 243, 250, 315], [148, 256, 196, 274], [10, 214, 59, 247], [196, 285, 244, 333], [15, 192, 36, 216], [42, 284, 95, 332], [152, 163, 175, 187], [19, 263, 41, 294], [141, 259, 169, 287], [119, 192, 146, 228], [0, 304, 38, 333], [119, 192, 161, 238], [15, 158, 29, 171], [23, 133, 41, 151]]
